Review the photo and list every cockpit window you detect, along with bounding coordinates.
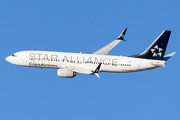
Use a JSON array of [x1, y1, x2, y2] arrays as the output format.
[[12, 54, 17, 57]]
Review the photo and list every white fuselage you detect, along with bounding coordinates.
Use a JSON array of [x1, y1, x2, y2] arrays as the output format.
[[6, 51, 165, 73]]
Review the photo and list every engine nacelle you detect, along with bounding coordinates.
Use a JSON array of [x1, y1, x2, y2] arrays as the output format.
[[57, 69, 77, 78]]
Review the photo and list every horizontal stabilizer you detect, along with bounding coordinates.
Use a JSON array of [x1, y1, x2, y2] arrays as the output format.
[[151, 63, 166, 67], [151, 61, 166, 67], [163, 52, 176, 61]]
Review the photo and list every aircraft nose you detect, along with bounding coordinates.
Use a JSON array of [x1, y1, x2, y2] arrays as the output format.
[[5, 56, 12, 63]]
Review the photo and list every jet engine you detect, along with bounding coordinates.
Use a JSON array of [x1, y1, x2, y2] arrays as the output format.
[[57, 69, 77, 78]]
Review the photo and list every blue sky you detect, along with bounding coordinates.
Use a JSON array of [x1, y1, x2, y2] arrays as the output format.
[[0, 0, 180, 120]]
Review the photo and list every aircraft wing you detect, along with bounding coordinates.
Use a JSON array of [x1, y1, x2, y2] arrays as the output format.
[[92, 28, 127, 55], [65, 63, 102, 78]]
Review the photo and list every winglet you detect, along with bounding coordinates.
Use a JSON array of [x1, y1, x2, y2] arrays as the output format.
[[92, 63, 102, 78], [94, 73, 100, 78], [116, 28, 127, 41]]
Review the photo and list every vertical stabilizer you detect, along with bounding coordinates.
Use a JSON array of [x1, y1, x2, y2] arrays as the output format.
[[130, 30, 171, 60]]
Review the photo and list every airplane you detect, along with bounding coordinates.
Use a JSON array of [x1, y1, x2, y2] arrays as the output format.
[[6, 28, 176, 78]]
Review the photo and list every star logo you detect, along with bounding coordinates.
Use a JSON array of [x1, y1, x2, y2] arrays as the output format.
[[151, 45, 163, 57]]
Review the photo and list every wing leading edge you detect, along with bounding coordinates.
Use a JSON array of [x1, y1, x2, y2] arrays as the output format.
[[92, 28, 127, 55]]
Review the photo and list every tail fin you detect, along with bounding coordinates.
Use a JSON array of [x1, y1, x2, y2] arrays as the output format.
[[130, 30, 171, 60]]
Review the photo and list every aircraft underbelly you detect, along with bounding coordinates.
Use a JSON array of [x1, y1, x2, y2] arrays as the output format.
[[101, 65, 137, 73]]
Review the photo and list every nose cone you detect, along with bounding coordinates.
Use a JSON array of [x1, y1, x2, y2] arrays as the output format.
[[6, 55, 22, 66], [5, 56, 12, 63], [6, 56, 16, 65], [6, 56, 17, 65]]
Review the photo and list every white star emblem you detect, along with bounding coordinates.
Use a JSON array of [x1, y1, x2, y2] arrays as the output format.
[[151, 45, 163, 57]]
